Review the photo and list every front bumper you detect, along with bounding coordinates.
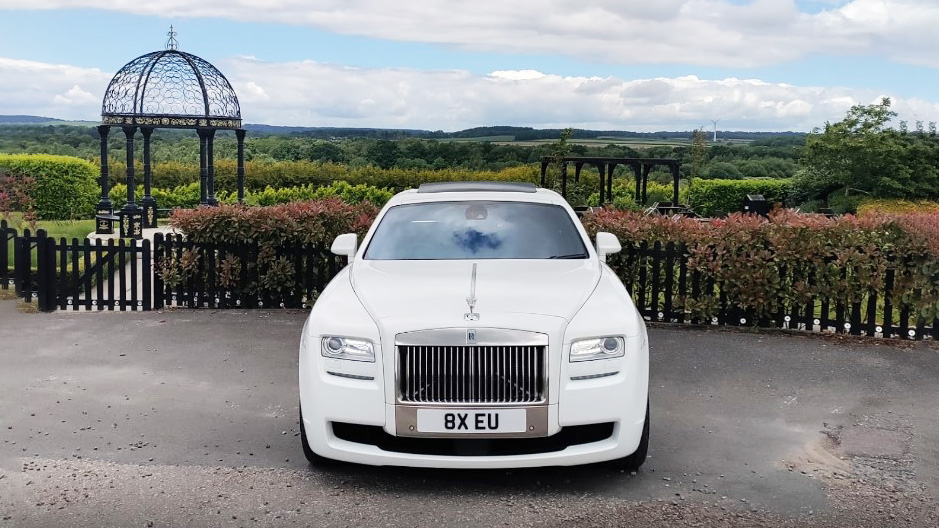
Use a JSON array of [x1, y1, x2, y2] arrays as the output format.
[[299, 360, 647, 468]]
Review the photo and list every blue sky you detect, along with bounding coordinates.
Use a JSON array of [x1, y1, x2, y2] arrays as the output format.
[[1, 1, 937, 131]]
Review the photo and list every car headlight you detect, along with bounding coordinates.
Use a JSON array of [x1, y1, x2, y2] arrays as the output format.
[[321, 336, 375, 362], [570, 336, 625, 362]]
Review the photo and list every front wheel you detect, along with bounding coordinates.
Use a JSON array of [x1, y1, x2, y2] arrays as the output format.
[[610, 400, 649, 471]]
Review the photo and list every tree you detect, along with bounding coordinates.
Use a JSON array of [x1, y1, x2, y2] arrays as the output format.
[[702, 161, 743, 179], [799, 97, 939, 200]]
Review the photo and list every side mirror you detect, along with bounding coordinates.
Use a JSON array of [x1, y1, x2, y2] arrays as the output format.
[[595, 232, 621, 263], [331, 233, 358, 264]]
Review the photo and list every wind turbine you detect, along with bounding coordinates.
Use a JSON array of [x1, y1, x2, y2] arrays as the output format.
[[710, 120, 720, 142]]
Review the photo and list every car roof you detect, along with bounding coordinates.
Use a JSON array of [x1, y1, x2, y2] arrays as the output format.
[[389, 182, 565, 206], [417, 182, 537, 194]]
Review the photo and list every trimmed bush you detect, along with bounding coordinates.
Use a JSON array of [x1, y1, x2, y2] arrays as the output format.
[[161, 199, 379, 302], [110, 181, 394, 210], [240, 181, 394, 207], [105, 160, 541, 192], [0, 154, 98, 220], [581, 208, 939, 324], [588, 179, 688, 210], [110, 182, 202, 210], [169, 198, 378, 246], [857, 199, 939, 216], [687, 178, 794, 217]]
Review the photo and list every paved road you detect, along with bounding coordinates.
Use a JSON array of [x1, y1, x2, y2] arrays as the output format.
[[1, 299, 937, 527]]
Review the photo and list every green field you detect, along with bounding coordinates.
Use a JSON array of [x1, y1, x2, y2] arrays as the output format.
[[478, 137, 754, 149], [3, 213, 95, 268]]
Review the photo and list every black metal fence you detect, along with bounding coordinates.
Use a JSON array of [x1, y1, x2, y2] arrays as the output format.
[[152, 233, 340, 310], [6, 225, 153, 312], [3, 220, 935, 341], [612, 241, 938, 341], [1, 219, 17, 291]]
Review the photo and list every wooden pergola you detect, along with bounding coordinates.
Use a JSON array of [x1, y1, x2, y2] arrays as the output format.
[[540, 156, 682, 207]]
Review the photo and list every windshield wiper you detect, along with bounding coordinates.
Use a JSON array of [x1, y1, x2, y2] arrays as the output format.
[[548, 253, 588, 259]]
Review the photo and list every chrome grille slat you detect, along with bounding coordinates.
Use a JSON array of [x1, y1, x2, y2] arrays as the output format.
[[398, 344, 546, 404]]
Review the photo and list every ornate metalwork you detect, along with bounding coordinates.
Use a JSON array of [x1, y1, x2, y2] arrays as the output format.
[[102, 49, 241, 129], [166, 25, 179, 51]]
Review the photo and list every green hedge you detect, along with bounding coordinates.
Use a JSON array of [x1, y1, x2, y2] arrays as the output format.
[[105, 160, 540, 192], [162, 199, 379, 301], [588, 179, 688, 210], [0, 154, 98, 220], [110, 181, 394, 210], [582, 209, 939, 325], [687, 178, 794, 217]]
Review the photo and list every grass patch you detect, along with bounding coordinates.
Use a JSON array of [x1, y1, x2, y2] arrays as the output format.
[[17, 299, 38, 313], [3, 212, 95, 268]]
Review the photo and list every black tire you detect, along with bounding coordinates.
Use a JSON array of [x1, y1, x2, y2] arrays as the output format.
[[299, 404, 333, 467], [610, 399, 650, 471]]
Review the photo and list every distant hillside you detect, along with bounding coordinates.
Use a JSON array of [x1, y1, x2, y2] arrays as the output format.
[[2, 116, 805, 141], [244, 124, 444, 139], [0, 115, 63, 124], [248, 124, 805, 142]]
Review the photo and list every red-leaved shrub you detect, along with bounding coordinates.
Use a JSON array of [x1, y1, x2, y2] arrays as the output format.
[[581, 208, 939, 327]]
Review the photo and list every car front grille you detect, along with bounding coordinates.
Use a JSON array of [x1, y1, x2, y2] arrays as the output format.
[[397, 345, 546, 404]]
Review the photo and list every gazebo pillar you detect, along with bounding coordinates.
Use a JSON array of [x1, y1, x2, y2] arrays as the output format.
[[631, 164, 643, 205], [198, 129, 208, 205], [607, 163, 617, 202], [206, 129, 218, 206], [140, 127, 158, 228], [120, 126, 143, 239], [641, 164, 653, 205], [597, 163, 606, 205], [236, 129, 246, 204], [559, 162, 567, 198], [671, 163, 681, 205], [95, 125, 113, 235]]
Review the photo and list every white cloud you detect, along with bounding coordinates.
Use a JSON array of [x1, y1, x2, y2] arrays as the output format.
[[5, 1, 939, 68], [2, 55, 936, 131], [0, 58, 110, 120], [53, 85, 98, 105], [215, 58, 938, 131]]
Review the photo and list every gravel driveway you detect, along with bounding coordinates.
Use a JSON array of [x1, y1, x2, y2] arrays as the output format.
[[1, 299, 937, 527]]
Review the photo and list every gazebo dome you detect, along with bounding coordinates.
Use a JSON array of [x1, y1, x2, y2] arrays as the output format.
[[101, 49, 241, 129]]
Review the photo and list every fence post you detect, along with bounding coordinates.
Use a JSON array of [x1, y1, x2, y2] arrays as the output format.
[[14, 228, 25, 298], [143, 238, 153, 311], [0, 219, 8, 290], [36, 229, 57, 312]]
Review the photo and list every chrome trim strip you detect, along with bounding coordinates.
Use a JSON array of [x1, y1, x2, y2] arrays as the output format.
[[570, 371, 619, 381], [326, 371, 375, 381], [395, 328, 548, 347]]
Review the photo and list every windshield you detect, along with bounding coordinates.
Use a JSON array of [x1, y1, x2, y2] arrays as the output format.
[[363, 201, 589, 260]]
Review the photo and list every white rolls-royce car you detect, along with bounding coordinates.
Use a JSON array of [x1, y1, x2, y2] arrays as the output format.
[[298, 182, 649, 469]]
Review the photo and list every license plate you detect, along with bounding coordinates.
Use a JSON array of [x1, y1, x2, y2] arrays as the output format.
[[416, 408, 527, 434]]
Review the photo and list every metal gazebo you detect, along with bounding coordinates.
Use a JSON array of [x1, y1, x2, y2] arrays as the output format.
[[96, 27, 246, 238]]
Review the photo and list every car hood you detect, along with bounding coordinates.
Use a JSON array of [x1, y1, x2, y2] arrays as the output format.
[[349, 259, 601, 324]]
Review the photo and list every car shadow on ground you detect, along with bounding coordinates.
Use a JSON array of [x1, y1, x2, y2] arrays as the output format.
[[303, 457, 644, 497]]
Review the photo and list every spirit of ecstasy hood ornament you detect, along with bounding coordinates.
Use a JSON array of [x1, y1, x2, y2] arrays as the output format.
[[464, 263, 479, 321]]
